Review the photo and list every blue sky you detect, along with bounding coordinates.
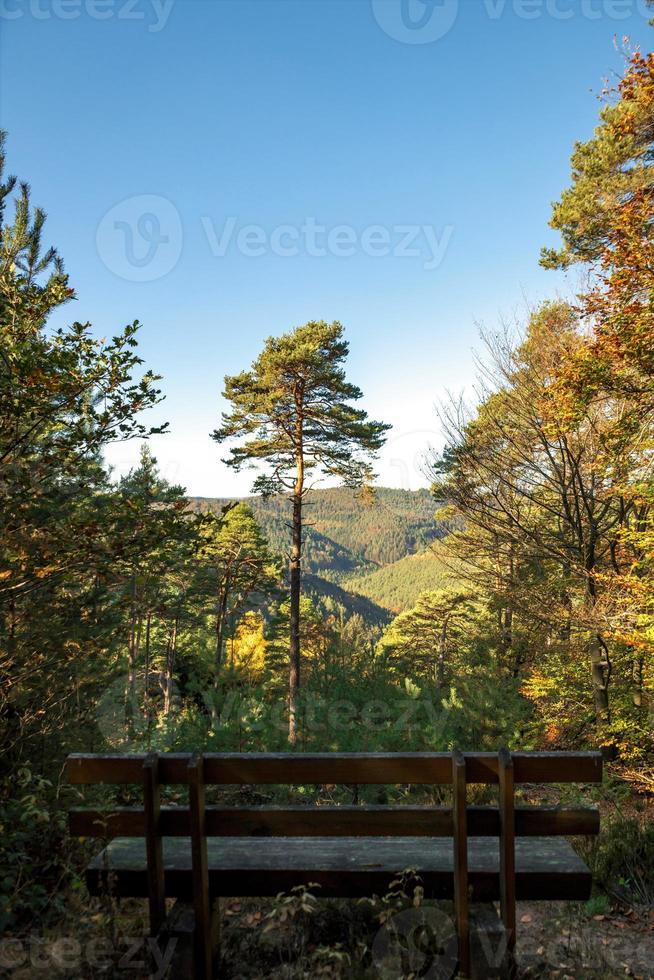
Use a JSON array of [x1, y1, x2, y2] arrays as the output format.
[[1, 0, 652, 495]]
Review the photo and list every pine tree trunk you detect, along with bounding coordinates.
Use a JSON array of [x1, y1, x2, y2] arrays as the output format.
[[144, 611, 152, 722], [126, 575, 138, 735], [212, 588, 229, 723], [436, 615, 449, 687], [143, 610, 152, 745], [289, 390, 305, 745], [163, 615, 178, 717], [289, 487, 302, 745]]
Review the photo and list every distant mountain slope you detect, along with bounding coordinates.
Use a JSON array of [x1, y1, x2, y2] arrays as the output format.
[[345, 548, 449, 614], [193, 487, 440, 579], [303, 573, 390, 626], [191, 488, 443, 626]]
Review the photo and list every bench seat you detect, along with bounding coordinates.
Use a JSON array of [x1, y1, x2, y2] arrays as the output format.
[[86, 835, 592, 902]]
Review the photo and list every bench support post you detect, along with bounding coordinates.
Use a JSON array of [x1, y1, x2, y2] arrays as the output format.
[[452, 749, 470, 978], [188, 754, 213, 980], [143, 753, 165, 936], [498, 747, 516, 977]]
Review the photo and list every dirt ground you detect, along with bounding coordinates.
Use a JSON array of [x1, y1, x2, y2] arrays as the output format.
[[217, 895, 654, 979], [515, 900, 654, 979], [2, 894, 653, 978]]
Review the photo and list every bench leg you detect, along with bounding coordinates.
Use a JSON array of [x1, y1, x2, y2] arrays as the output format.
[[188, 756, 213, 979], [157, 900, 221, 979], [452, 750, 471, 977], [470, 905, 513, 980], [159, 902, 195, 978]]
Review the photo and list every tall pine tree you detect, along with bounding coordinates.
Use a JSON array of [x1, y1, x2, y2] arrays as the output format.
[[213, 321, 389, 742]]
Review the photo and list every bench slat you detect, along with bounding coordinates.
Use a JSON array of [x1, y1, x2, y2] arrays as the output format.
[[84, 836, 593, 903], [66, 751, 603, 786], [69, 803, 601, 839]]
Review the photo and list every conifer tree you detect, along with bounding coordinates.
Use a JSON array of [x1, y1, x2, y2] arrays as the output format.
[[213, 321, 389, 742], [0, 131, 166, 762], [195, 502, 279, 717]]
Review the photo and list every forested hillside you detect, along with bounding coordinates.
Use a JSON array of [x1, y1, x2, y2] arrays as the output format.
[[193, 487, 441, 579], [303, 573, 390, 625], [345, 547, 449, 613], [190, 488, 444, 624]]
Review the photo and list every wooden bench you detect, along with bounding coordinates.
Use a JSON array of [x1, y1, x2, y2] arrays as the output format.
[[67, 749, 602, 979]]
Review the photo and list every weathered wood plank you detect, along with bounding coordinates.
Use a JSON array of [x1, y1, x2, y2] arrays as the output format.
[[188, 756, 212, 980], [453, 750, 471, 977], [159, 902, 195, 979], [85, 835, 593, 902], [143, 754, 165, 936], [69, 803, 601, 839], [498, 748, 516, 969], [65, 751, 603, 786], [471, 904, 512, 980]]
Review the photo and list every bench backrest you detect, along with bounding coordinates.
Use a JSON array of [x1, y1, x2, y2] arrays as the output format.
[[67, 749, 602, 786], [67, 750, 602, 979], [67, 750, 602, 841]]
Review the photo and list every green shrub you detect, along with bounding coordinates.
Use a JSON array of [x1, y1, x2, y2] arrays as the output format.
[[0, 768, 70, 930], [585, 814, 654, 907]]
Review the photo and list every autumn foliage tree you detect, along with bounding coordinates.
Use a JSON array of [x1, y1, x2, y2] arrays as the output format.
[[432, 51, 654, 756], [545, 50, 654, 744]]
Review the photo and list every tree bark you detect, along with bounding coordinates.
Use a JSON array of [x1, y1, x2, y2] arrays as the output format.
[[144, 610, 152, 725], [588, 632, 611, 721], [289, 487, 302, 745], [502, 606, 515, 669], [289, 385, 305, 745], [502, 540, 515, 671], [126, 574, 139, 735], [586, 570, 611, 723], [212, 585, 229, 723], [163, 615, 178, 717], [437, 615, 449, 687], [632, 654, 644, 710]]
